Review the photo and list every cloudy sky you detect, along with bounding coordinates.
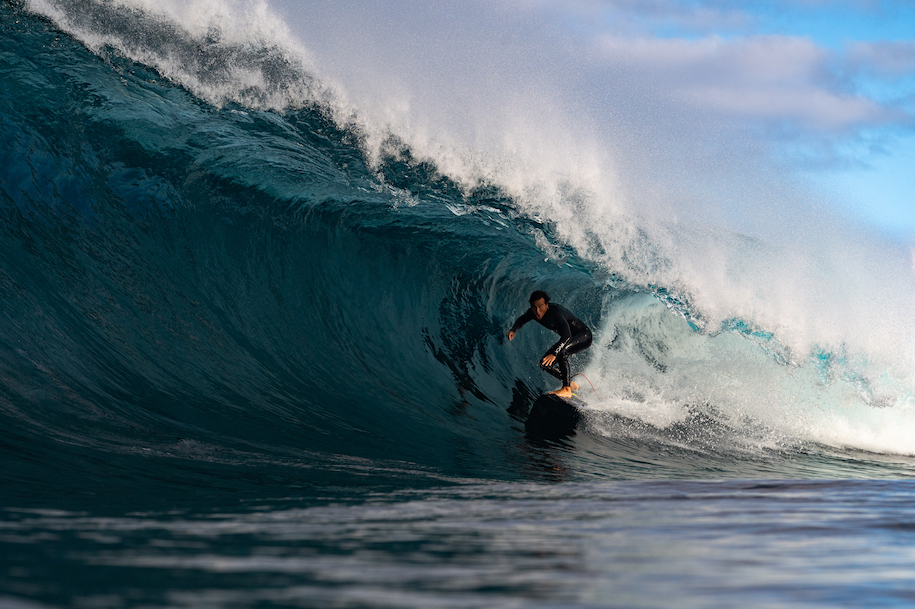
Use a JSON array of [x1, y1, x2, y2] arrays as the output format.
[[573, 0, 915, 236], [271, 0, 915, 240]]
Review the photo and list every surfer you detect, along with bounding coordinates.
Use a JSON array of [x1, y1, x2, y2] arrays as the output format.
[[506, 290, 592, 399]]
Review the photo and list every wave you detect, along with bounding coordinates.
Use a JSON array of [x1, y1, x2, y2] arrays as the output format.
[[3, 0, 915, 502]]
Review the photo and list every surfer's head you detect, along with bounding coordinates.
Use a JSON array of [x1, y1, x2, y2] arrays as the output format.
[[529, 290, 550, 320]]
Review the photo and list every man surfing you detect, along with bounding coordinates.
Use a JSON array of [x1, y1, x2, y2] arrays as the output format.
[[506, 290, 593, 399]]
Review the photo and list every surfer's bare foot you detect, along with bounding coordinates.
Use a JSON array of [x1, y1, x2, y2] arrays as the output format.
[[571, 382, 579, 392], [550, 386, 574, 399]]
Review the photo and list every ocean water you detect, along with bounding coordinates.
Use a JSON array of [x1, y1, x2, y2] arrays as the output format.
[[4, 0, 915, 607]]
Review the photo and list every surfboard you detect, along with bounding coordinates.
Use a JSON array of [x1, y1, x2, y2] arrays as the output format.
[[525, 392, 586, 438]]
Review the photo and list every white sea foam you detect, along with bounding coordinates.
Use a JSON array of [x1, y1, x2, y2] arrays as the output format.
[[580, 293, 915, 455]]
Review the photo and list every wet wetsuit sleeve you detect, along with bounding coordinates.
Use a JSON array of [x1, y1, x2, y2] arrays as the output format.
[[510, 310, 534, 332]]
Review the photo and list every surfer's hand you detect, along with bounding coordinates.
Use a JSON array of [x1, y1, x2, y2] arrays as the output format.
[[507, 330, 515, 341], [541, 354, 556, 367]]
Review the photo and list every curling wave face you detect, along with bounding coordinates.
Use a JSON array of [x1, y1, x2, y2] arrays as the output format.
[[3, 0, 915, 506]]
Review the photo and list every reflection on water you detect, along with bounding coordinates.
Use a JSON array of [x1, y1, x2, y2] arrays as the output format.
[[4, 480, 915, 608]]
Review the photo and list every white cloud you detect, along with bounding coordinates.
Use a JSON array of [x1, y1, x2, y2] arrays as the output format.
[[594, 34, 825, 84], [572, 0, 752, 34], [692, 85, 886, 128], [590, 33, 904, 130], [848, 40, 915, 77]]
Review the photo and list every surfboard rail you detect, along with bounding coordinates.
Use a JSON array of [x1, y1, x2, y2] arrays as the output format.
[[524, 393, 584, 439]]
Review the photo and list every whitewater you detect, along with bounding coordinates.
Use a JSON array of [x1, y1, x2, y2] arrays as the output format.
[[4, 0, 915, 607]]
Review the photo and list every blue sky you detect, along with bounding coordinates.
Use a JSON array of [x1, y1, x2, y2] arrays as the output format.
[[764, 1, 915, 238], [565, 0, 915, 237]]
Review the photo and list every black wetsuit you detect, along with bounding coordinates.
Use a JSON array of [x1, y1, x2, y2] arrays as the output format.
[[511, 303, 593, 387]]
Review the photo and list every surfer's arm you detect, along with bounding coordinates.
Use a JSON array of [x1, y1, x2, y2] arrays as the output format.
[[507, 310, 534, 340]]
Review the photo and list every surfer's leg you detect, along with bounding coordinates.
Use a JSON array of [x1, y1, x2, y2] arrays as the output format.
[[542, 331, 593, 394], [563, 329, 593, 358], [541, 353, 573, 395], [558, 355, 572, 387], [561, 330, 593, 392], [540, 354, 565, 382]]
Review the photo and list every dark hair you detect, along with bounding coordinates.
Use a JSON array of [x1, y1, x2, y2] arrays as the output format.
[[529, 290, 550, 305]]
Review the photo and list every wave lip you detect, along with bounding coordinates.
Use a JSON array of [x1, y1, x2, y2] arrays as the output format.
[[25, 0, 334, 111]]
